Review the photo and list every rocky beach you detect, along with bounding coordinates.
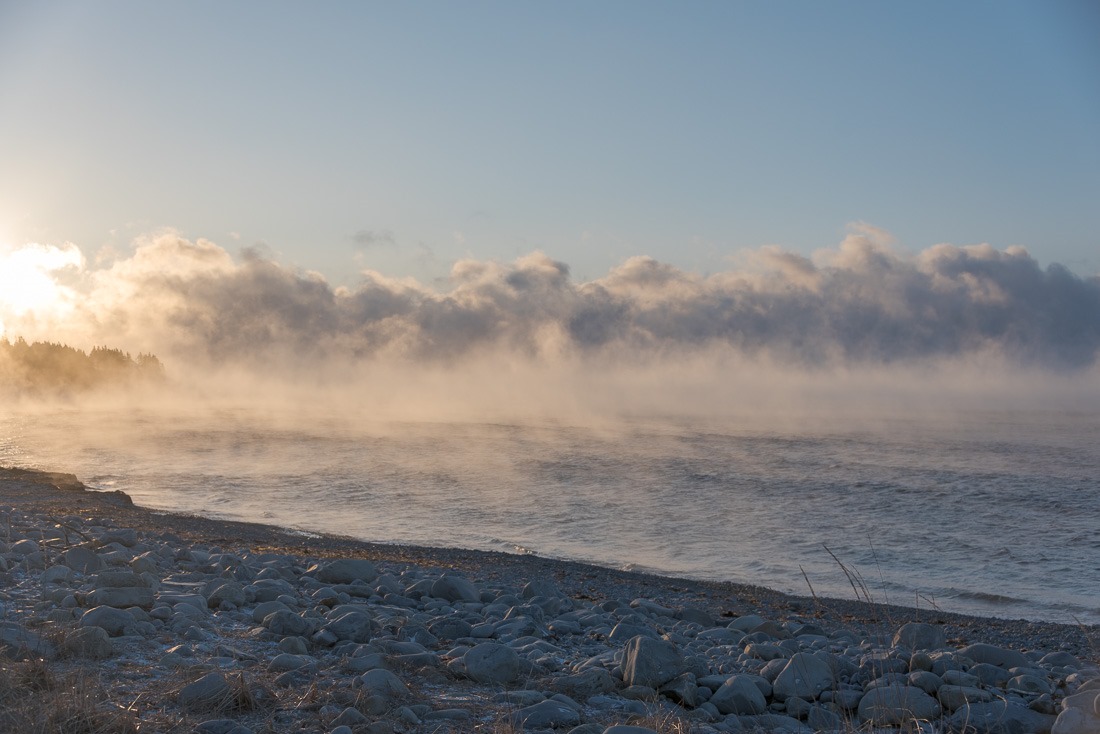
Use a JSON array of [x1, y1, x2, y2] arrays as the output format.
[[1, 466, 1097, 734]]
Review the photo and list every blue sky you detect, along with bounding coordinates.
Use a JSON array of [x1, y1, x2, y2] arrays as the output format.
[[1, 0, 1097, 286]]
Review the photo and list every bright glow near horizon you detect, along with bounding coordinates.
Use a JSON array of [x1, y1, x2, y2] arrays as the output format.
[[0, 243, 84, 333]]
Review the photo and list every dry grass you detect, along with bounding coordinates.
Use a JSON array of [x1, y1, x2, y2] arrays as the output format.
[[0, 659, 138, 734], [626, 701, 694, 733]]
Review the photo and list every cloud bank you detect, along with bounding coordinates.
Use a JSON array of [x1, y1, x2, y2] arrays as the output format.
[[3, 226, 1099, 375]]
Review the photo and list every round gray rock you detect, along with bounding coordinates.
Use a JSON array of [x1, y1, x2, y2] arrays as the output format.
[[858, 684, 941, 725], [510, 700, 582, 729], [62, 626, 113, 659], [709, 674, 767, 715], [622, 635, 685, 689], [431, 574, 480, 603], [772, 652, 835, 701], [463, 642, 525, 685]]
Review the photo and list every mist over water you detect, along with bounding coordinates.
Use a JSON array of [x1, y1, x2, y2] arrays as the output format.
[[2, 227, 1099, 624], [3, 398, 1098, 625]]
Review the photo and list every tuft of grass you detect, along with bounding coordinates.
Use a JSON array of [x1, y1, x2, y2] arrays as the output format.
[[0, 660, 138, 734], [626, 701, 694, 733]]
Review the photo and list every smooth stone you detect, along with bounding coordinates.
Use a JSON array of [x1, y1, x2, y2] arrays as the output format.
[[958, 643, 1031, 670], [1008, 674, 1052, 696], [1040, 652, 1080, 669], [178, 672, 231, 711], [1052, 706, 1100, 734], [360, 668, 410, 701], [970, 663, 1012, 687], [0, 621, 56, 660], [659, 672, 698, 708], [252, 600, 291, 623], [676, 606, 714, 626], [62, 546, 105, 574], [329, 707, 368, 728], [80, 606, 136, 637], [204, 580, 245, 608], [907, 670, 944, 694], [462, 642, 525, 685], [893, 622, 947, 651], [62, 626, 113, 659], [510, 700, 582, 729], [263, 610, 315, 637], [710, 674, 767, 715], [943, 669, 981, 687], [622, 635, 685, 689], [772, 652, 835, 701], [602, 727, 658, 734], [430, 574, 480, 603], [948, 701, 1056, 734], [938, 684, 995, 711], [427, 616, 472, 640], [857, 684, 941, 725], [321, 609, 375, 643]]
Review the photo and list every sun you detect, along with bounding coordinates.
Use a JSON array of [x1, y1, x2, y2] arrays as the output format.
[[0, 242, 85, 320]]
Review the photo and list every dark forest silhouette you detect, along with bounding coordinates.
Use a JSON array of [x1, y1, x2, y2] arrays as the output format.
[[0, 338, 164, 395]]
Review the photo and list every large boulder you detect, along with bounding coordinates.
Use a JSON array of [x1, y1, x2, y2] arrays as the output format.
[[958, 643, 1030, 670], [178, 672, 232, 712], [359, 669, 410, 703], [709, 675, 767, 715], [948, 701, 1056, 734], [62, 546, 104, 574], [1053, 699, 1100, 734], [462, 642, 526, 685], [262, 610, 316, 637], [893, 622, 946, 651], [509, 700, 582, 729], [203, 580, 246, 608], [321, 609, 375, 643], [858, 684, 941, 725], [430, 574, 480, 603], [772, 652, 835, 701], [622, 636, 685, 689], [62, 627, 113, 659], [80, 606, 136, 637]]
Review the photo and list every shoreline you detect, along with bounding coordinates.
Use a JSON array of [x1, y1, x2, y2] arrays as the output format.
[[2, 465, 1097, 733], [2, 466, 1095, 654]]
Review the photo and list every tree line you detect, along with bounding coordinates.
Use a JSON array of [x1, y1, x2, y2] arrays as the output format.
[[0, 338, 165, 395]]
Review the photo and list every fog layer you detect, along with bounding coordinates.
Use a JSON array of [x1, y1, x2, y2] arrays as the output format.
[[2, 225, 1098, 422]]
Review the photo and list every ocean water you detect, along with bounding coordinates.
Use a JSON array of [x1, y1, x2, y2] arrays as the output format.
[[1, 406, 1098, 625]]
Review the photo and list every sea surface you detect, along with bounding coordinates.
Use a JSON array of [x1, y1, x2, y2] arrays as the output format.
[[2, 406, 1098, 625]]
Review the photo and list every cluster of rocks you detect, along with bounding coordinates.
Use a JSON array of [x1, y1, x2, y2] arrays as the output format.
[[0, 504, 1097, 734]]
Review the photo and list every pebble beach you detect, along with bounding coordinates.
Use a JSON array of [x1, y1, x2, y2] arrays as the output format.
[[1, 467, 1097, 734]]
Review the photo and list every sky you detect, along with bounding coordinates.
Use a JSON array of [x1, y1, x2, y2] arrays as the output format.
[[1, 0, 1097, 289]]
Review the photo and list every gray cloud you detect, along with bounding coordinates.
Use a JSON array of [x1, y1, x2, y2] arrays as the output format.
[[33, 229, 1100, 371], [351, 229, 395, 248]]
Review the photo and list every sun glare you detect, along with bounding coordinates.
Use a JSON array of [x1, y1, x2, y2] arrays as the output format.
[[0, 243, 85, 327]]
